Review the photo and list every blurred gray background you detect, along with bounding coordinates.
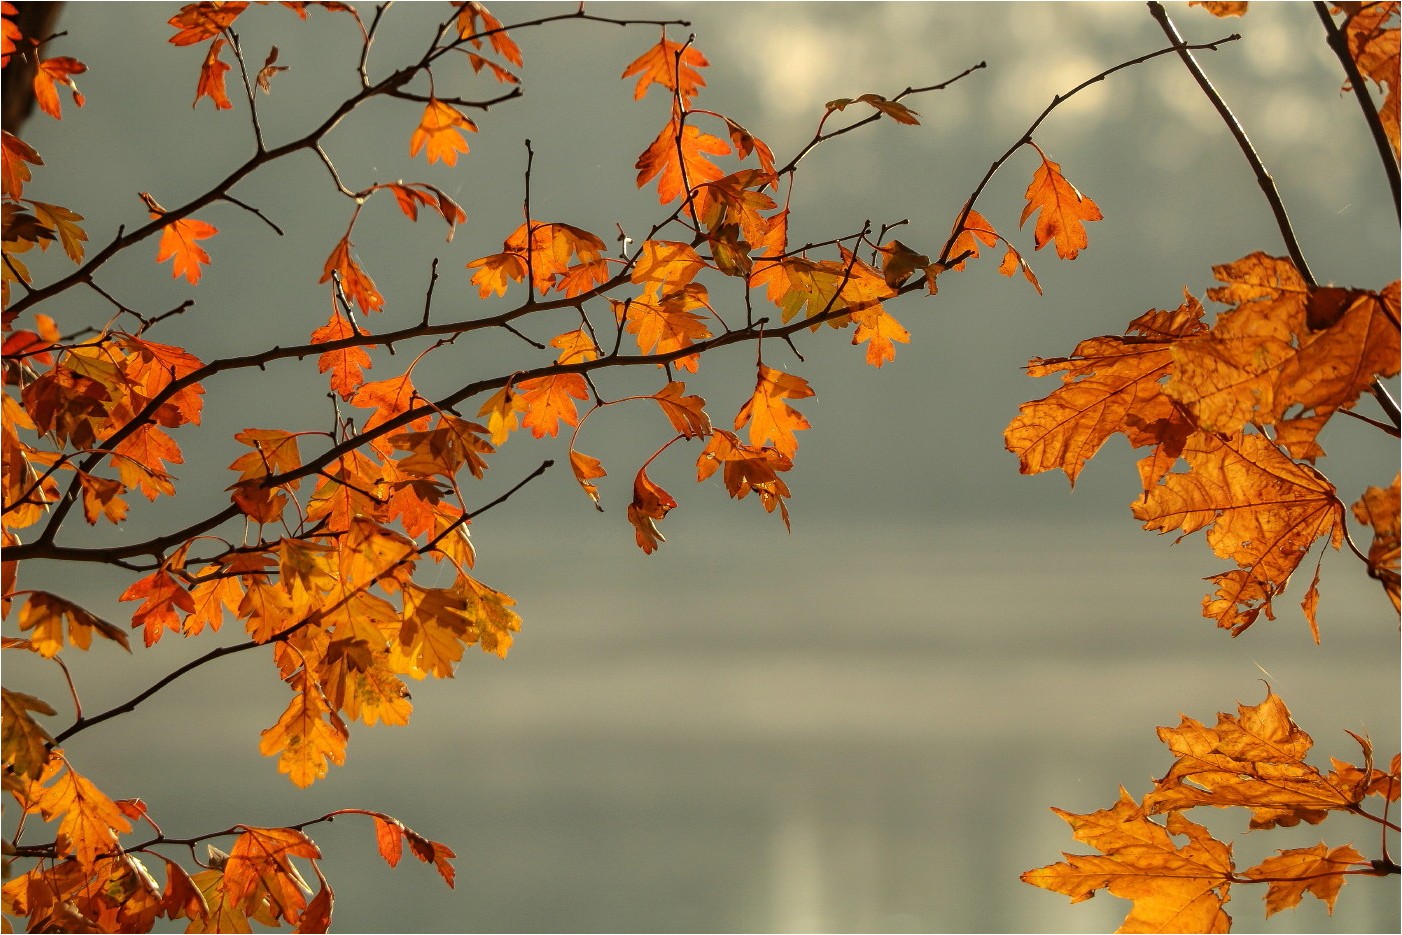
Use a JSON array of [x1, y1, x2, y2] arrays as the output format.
[[6, 2, 1399, 932]]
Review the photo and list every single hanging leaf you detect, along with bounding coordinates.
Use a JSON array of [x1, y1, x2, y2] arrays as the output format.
[[33, 56, 86, 120], [622, 36, 708, 107], [258, 672, 349, 788], [18, 591, 130, 657], [321, 232, 384, 313], [735, 364, 814, 458], [30, 754, 134, 871], [1019, 149, 1102, 260], [194, 37, 233, 109], [569, 449, 607, 508], [409, 98, 477, 166], [141, 192, 218, 284], [1, 688, 56, 780], [1021, 788, 1235, 933], [627, 466, 676, 553], [651, 381, 711, 438], [311, 309, 373, 400], [696, 429, 793, 529]]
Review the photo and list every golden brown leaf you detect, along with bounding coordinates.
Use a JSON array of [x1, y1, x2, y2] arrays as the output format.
[[1243, 844, 1367, 916], [626, 466, 676, 554], [409, 98, 477, 166], [734, 364, 813, 458], [1021, 788, 1234, 933], [1144, 689, 1370, 828], [1019, 148, 1102, 260], [1, 688, 55, 780], [1351, 475, 1400, 610], [1133, 431, 1344, 635], [621, 36, 708, 107]]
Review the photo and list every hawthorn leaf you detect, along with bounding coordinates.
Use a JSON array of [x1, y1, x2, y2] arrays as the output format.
[[409, 98, 477, 166], [735, 364, 814, 457], [627, 466, 676, 554], [652, 381, 711, 438], [167, 2, 248, 45], [195, 38, 233, 109], [569, 449, 607, 509], [33, 56, 86, 120], [1019, 149, 1102, 260], [18, 590, 129, 657], [1, 688, 56, 780], [622, 36, 708, 107], [141, 192, 218, 284], [258, 673, 349, 788], [311, 309, 372, 400], [30, 753, 134, 871], [516, 373, 588, 438], [636, 118, 731, 210], [321, 234, 384, 313]]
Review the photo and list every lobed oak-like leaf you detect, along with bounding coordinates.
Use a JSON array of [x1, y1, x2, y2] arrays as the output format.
[[622, 36, 708, 107], [409, 98, 477, 166], [17, 590, 129, 658], [627, 465, 676, 553], [1242, 844, 1367, 917], [636, 118, 731, 211], [321, 233, 384, 313], [28, 752, 134, 871], [194, 37, 232, 109], [1019, 148, 1102, 260], [1, 688, 56, 780], [33, 56, 86, 120], [735, 364, 813, 458], [167, 2, 249, 45], [259, 672, 349, 788], [696, 429, 793, 528], [311, 309, 373, 400], [142, 192, 218, 284]]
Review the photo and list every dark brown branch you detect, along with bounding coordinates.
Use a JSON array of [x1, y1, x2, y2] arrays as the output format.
[[939, 28, 1240, 265], [1146, 2, 1315, 285], [1314, 1, 1401, 215]]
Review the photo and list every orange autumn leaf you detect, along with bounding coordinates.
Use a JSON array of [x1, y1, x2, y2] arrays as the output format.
[[369, 813, 457, 886], [1144, 690, 1384, 829], [1166, 255, 1400, 455], [2, 130, 43, 199], [1021, 787, 1235, 933], [33, 56, 86, 120], [569, 449, 607, 508], [1190, 1, 1248, 16], [194, 37, 232, 109], [1133, 431, 1344, 635], [29, 753, 134, 871], [516, 372, 588, 438], [258, 672, 349, 788], [1242, 844, 1368, 917], [142, 193, 218, 284], [1006, 293, 1208, 488], [622, 36, 708, 108], [1351, 475, 1400, 610], [1, 688, 56, 781], [321, 233, 384, 313], [626, 465, 676, 554], [1019, 147, 1102, 260], [947, 206, 999, 271], [651, 381, 711, 438], [223, 825, 321, 924], [310, 309, 372, 400], [696, 429, 793, 529], [455, 0, 523, 72], [616, 282, 712, 372], [636, 117, 731, 210], [734, 364, 813, 458], [167, 2, 249, 45], [17, 590, 130, 658], [120, 568, 197, 647], [409, 98, 477, 166], [380, 182, 466, 239]]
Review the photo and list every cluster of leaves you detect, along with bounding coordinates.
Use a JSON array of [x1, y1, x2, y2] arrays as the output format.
[[0, 1, 1396, 932], [1015, 2, 1401, 930]]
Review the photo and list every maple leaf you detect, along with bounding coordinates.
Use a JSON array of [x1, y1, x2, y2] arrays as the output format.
[[1133, 431, 1344, 635], [195, 37, 233, 109], [636, 117, 731, 211], [255, 46, 289, 94], [1166, 255, 1400, 453], [311, 309, 372, 400], [627, 466, 676, 554], [33, 56, 86, 120], [1021, 787, 1235, 933], [1144, 689, 1386, 828], [735, 364, 814, 458], [1019, 147, 1102, 260], [321, 233, 384, 313], [409, 98, 477, 166], [622, 36, 708, 107], [26, 200, 86, 262], [380, 182, 466, 239], [167, 2, 249, 45], [1006, 293, 1208, 488], [1242, 844, 1367, 916], [1352, 475, 1400, 610], [141, 193, 219, 284], [259, 672, 349, 788]]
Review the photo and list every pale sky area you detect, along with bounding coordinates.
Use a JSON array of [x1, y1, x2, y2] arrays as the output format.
[[6, 2, 1399, 933]]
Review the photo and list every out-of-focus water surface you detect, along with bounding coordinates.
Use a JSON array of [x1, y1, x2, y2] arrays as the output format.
[[4, 1, 1399, 932]]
